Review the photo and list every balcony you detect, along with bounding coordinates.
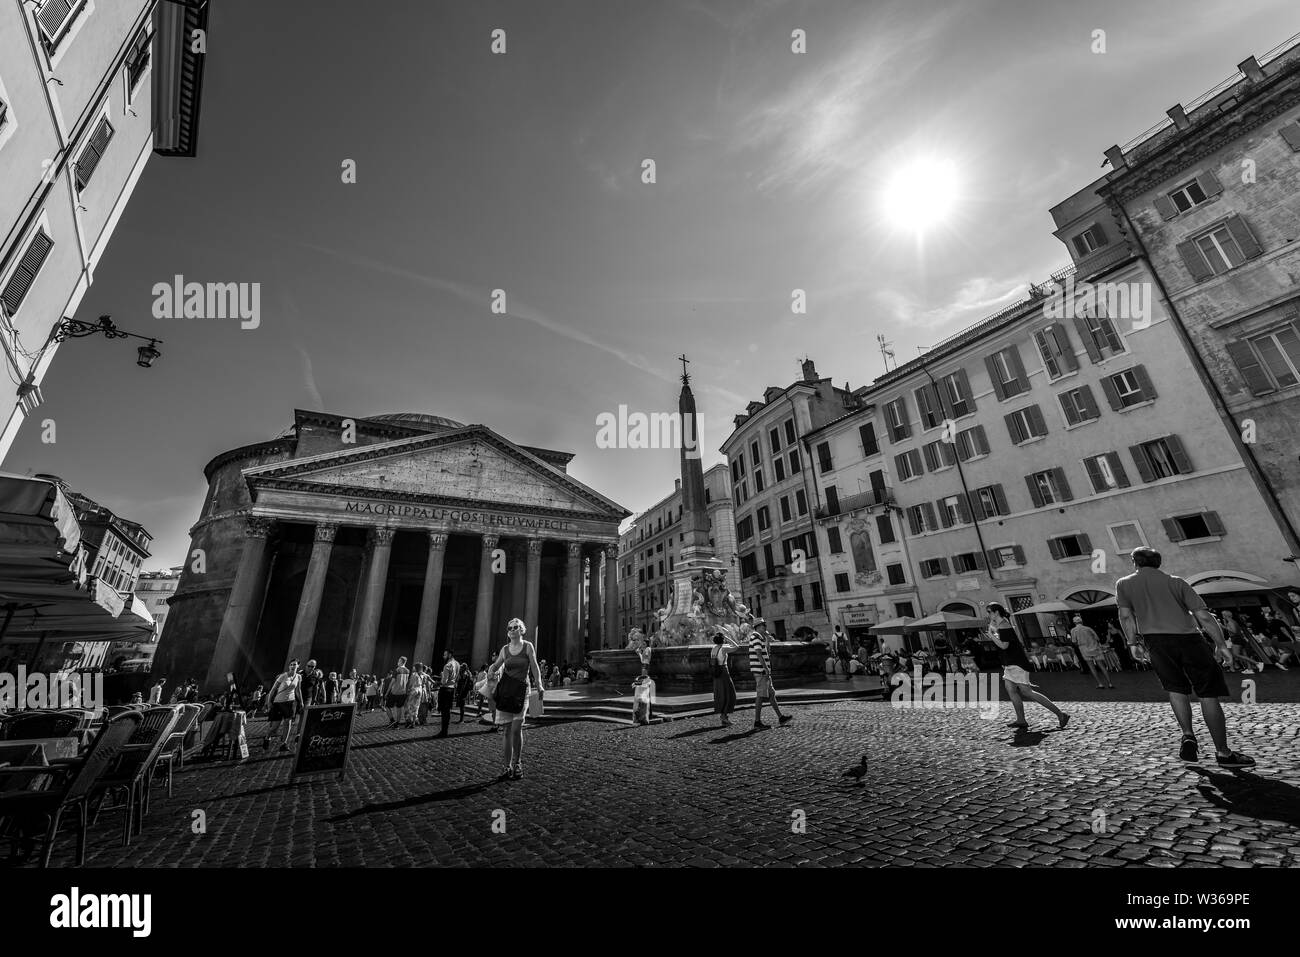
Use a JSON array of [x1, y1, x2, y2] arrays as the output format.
[[815, 487, 894, 520]]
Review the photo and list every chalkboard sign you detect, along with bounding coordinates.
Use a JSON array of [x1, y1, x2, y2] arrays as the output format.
[[292, 703, 356, 781]]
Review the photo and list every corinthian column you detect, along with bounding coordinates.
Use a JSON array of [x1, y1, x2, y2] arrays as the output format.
[[284, 522, 338, 668], [524, 539, 543, 638], [413, 531, 449, 666], [604, 544, 619, 650], [204, 516, 276, 692], [586, 546, 603, 651], [352, 526, 395, 675], [563, 541, 582, 665], [472, 534, 500, 666]]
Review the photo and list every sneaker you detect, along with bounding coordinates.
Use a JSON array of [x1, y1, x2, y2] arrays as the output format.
[[511, 766, 523, 780], [778, 714, 793, 726], [1216, 750, 1255, 769], [1178, 736, 1198, 763], [496, 768, 514, 782], [753, 721, 770, 729], [1241, 669, 1257, 675]]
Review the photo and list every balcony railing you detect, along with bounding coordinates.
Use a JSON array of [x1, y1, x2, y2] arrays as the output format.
[[815, 487, 894, 520]]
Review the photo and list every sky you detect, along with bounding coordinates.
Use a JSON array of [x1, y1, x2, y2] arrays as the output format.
[[7, 0, 1299, 569]]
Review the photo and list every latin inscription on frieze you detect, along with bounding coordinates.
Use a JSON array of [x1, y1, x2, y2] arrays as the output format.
[[343, 500, 575, 532]]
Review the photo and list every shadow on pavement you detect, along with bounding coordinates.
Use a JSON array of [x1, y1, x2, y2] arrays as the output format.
[[1189, 767, 1300, 826], [1009, 730, 1050, 748], [326, 781, 497, 822], [709, 727, 763, 744], [669, 724, 723, 740]]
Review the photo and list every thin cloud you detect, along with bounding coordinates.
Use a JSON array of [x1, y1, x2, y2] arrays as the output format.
[[874, 277, 1031, 332]]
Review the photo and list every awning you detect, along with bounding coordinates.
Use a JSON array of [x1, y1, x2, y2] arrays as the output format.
[[1018, 600, 1086, 615], [1192, 579, 1273, 596], [905, 611, 988, 631], [1083, 595, 1117, 609]]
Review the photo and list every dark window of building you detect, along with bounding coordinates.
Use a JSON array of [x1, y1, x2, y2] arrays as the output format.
[[827, 527, 843, 553], [876, 514, 896, 544], [834, 573, 850, 592], [1163, 511, 1226, 543], [886, 563, 906, 586]]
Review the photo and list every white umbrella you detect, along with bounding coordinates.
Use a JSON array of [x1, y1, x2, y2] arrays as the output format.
[[1019, 599, 1086, 614], [868, 617, 915, 635], [1192, 579, 1273, 595]]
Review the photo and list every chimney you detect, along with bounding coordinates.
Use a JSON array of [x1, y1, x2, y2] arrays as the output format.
[[1103, 145, 1126, 170], [674, 478, 681, 491], [801, 358, 818, 383], [1167, 104, 1190, 131], [1238, 56, 1264, 83]]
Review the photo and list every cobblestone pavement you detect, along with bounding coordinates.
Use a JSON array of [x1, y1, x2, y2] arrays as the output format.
[[27, 696, 1300, 868]]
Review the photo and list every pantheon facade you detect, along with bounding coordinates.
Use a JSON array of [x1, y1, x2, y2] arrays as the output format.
[[153, 411, 629, 691]]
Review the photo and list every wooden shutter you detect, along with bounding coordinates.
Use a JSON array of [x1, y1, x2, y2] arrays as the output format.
[[1203, 511, 1225, 536], [75, 117, 114, 190], [955, 495, 971, 524], [0, 230, 54, 317], [923, 443, 940, 472], [909, 449, 924, 476], [1078, 533, 1092, 552], [1051, 467, 1073, 501], [955, 368, 976, 412], [991, 484, 1008, 515], [1281, 121, 1300, 151], [1164, 435, 1193, 474], [1048, 538, 1064, 560], [1084, 456, 1106, 493], [1225, 340, 1273, 395], [1072, 315, 1101, 362], [915, 386, 934, 426], [1026, 404, 1048, 437], [1072, 235, 1088, 257], [1132, 365, 1157, 401], [869, 469, 886, 498], [907, 508, 921, 536], [986, 549, 1004, 569], [37, 0, 73, 41], [972, 550, 987, 570], [938, 498, 954, 529], [1007, 345, 1029, 392], [859, 423, 878, 456], [1077, 385, 1100, 420], [1195, 170, 1223, 199], [1153, 195, 1179, 221], [1099, 374, 1123, 410], [1129, 444, 1155, 483], [891, 399, 911, 439], [1176, 239, 1215, 281], [1059, 393, 1080, 426], [1224, 215, 1263, 260], [1162, 518, 1184, 543], [984, 354, 1006, 400], [973, 426, 989, 455], [937, 557, 951, 576], [922, 503, 937, 531], [1089, 223, 1107, 245], [939, 441, 956, 467], [894, 453, 909, 481], [1012, 546, 1026, 566], [1025, 474, 1044, 508], [1005, 411, 1024, 444], [1050, 323, 1078, 372], [1105, 452, 1130, 488]]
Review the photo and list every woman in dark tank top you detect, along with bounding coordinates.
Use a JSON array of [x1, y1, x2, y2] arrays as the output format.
[[987, 602, 1069, 733]]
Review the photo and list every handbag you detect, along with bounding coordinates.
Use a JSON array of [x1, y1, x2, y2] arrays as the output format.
[[527, 690, 544, 717]]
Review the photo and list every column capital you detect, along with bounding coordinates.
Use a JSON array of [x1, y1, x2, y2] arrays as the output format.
[[527, 538, 545, 556], [482, 533, 500, 550], [314, 523, 339, 544], [426, 530, 450, 550], [566, 541, 582, 560], [604, 543, 619, 560], [245, 516, 276, 539], [370, 526, 396, 547]]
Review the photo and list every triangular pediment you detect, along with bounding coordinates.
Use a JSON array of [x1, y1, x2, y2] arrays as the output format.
[[243, 426, 626, 519]]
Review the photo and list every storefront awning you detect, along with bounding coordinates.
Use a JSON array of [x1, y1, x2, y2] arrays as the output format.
[[1192, 579, 1273, 596], [905, 611, 987, 632]]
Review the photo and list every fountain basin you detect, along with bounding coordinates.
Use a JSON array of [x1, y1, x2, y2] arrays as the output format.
[[587, 643, 831, 693]]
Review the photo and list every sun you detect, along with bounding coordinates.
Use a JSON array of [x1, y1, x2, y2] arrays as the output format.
[[881, 157, 961, 235]]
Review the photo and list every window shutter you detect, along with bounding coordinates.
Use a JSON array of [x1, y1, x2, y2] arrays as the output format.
[[937, 557, 950, 576], [1005, 411, 1024, 444], [1059, 393, 1080, 426], [991, 484, 1008, 515], [1051, 324, 1079, 372], [1084, 456, 1105, 493], [915, 386, 934, 425], [1099, 375, 1123, 410], [1052, 467, 1073, 501], [1078, 533, 1092, 552], [974, 426, 989, 455], [956, 368, 976, 412], [859, 423, 878, 456], [1203, 511, 1225, 536], [923, 443, 939, 472], [1072, 315, 1101, 362], [907, 509, 921, 536], [1162, 518, 1184, 543], [0, 230, 54, 317], [1176, 239, 1215, 281], [1224, 340, 1273, 396], [984, 354, 1006, 400], [37, 0, 73, 40], [1280, 121, 1300, 151], [922, 502, 937, 531], [1132, 365, 1157, 401], [955, 495, 971, 524], [1012, 545, 1026, 566], [940, 441, 956, 467], [1025, 474, 1044, 508], [1077, 385, 1100, 420], [986, 549, 1004, 569], [973, 550, 987, 570], [1129, 444, 1155, 483], [1026, 404, 1048, 437], [894, 453, 909, 480], [1048, 538, 1064, 560], [1072, 235, 1088, 257], [75, 118, 114, 190], [1153, 195, 1179, 221], [1106, 452, 1130, 488], [1195, 170, 1223, 199], [1090, 223, 1108, 245], [938, 498, 953, 529], [1223, 215, 1263, 260], [1007, 345, 1029, 391], [1164, 434, 1193, 474]]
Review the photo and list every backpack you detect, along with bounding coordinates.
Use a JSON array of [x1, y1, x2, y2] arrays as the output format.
[[456, 665, 472, 696]]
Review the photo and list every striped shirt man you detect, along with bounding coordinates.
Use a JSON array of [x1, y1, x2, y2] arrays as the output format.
[[749, 631, 770, 675]]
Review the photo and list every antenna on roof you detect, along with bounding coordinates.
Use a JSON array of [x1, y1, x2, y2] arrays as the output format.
[[876, 334, 895, 373]]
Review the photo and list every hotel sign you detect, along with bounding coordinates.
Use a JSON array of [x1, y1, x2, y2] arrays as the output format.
[[342, 500, 576, 533], [840, 607, 878, 628]]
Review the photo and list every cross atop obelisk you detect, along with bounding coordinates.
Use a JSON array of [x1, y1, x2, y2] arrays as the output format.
[[678, 353, 691, 385]]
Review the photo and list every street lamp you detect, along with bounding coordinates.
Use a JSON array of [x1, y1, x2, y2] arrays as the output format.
[[17, 316, 163, 397]]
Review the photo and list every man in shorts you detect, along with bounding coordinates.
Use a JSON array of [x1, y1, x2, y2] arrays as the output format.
[[385, 656, 411, 728], [749, 621, 792, 730], [1116, 547, 1254, 768]]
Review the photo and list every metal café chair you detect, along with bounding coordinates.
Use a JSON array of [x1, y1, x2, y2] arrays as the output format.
[[153, 704, 203, 795], [90, 706, 181, 845], [0, 711, 81, 741]]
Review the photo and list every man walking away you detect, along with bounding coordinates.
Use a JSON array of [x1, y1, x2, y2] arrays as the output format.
[[1116, 548, 1253, 768], [436, 650, 459, 738], [385, 657, 411, 728], [1070, 615, 1114, 689], [748, 622, 792, 730]]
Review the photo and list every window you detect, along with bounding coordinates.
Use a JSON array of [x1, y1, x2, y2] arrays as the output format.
[[793, 585, 805, 613], [1227, 322, 1300, 395], [906, 503, 938, 536], [1034, 324, 1078, 380], [0, 228, 54, 319], [859, 423, 879, 456], [955, 425, 989, 462], [1025, 468, 1073, 507], [1004, 405, 1047, 444], [1083, 452, 1130, 493], [658, 561, 664, 576], [779, 496, 791, 522], [737, 516, 754, 542], [986, 545, 1026, 570], [1047, 533, 1092, 560], [894, 448, 924, 481], [784, 420, 796, 445], [941, 370, 975, 417], [920, 558, 950, 579], [972, 484, 1009, 519], [915, 384, 944, 429], [773, 457, 786, 482], [922, 439, 956, 472], [0, 97, 9, 135], [876, 514, 896, 545], [126, 28, 152, 93], [752, 466, 765, 494], [1164, 511, 1226, 543], [769, 427, 782, 453], [756, 506, 771, 532], [884, 398, 910, 441], [952, 552, 984, 574], [937, 494, 970, 528], [1177, 217, 1262, 280], [824, 485, 840, 514], [1073, 312, 1125, 362], [816, 441, 833, 472], [811, 582, 822, 609], [1058, 385, 1100, 426], [1130, 436, 1192, 482], [986, 345, 1029, 399], [795, 489, 807, 515], [886, 564, 906, 586], [739, 552, 758, 578], [1169, 178, 1209, 213], [75, 114, 114, 191], [1101, 366, 1156, 410], [35, 0, 88, 54], [1108, 521, 1147, 553], [750, 440, 761, 465], [774, 620, 787, 640], [834, 573, 851, 593], [787, 449, 801, 474], [1071, 224, 1108, 256], [827, 527, 843, 553]]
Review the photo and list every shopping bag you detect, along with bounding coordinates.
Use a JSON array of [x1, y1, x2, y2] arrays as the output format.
[[527, 690, 544, 717], [236, 730, 250, 760]]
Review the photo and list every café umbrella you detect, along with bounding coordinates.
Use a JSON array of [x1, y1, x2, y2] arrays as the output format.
[[1192, 579, 1274, 596], [868, 616, 916, 635], [904, 611, 988, 632]]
